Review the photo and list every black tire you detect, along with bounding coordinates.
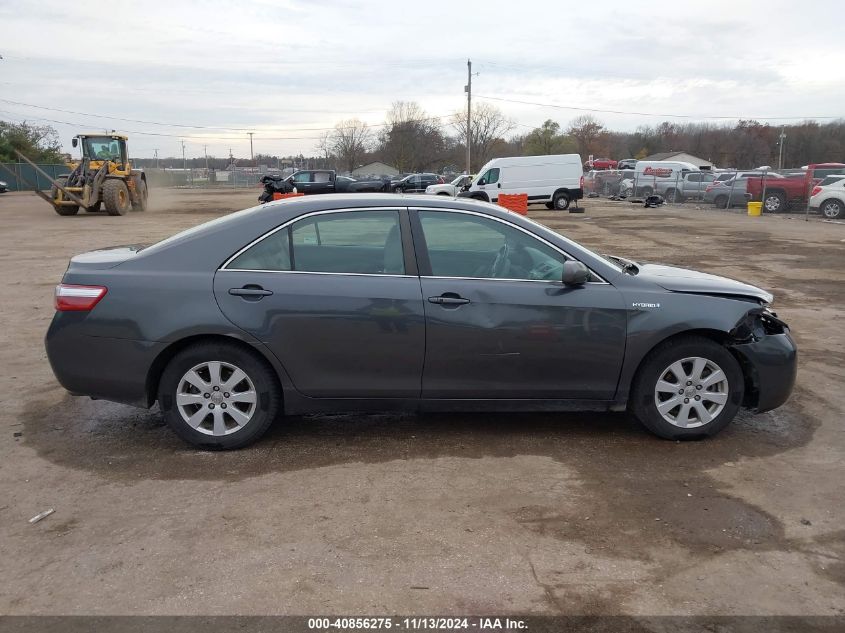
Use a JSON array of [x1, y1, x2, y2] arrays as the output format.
[[103, 179, 132, 216], [553, 191, 571, 210], [545, 201, 555, 210], [51, 177, 79, 216], [714, 195, 729, 209], [819, 198, 844, 220], [158, 341, 282, 450], [665, 189, 683, 203], [640, 186, 653, 197], [132, 178, 148, 211], [629, 336, 744, 440], [762, 191, 786, 213], [437, 191, 450, 196], [393, 186, 403, 194]]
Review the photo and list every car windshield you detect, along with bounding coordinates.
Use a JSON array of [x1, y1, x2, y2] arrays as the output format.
[[514, 214, 624, 273], [450, 176, 465, 186], [83, 137, 121, 161]]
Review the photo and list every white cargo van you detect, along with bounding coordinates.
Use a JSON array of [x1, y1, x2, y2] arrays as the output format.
[[632, 160, 699, 196], [458, 154, 584, 210]]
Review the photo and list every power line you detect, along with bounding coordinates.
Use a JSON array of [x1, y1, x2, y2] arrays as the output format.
[[475, 94, 843, 121], [0, 98, 455, 134]]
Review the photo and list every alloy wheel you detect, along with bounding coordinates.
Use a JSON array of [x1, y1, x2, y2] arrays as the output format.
[[176, 361, 257, 436], [653, 357, 729, 428], [822, 201, 842, 218]]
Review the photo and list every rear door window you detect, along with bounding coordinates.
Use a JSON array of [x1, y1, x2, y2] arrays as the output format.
[[291, 210, 404, 274], [227, 210, 405, 275]]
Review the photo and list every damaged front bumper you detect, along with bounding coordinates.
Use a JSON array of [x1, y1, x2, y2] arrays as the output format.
[[729, 309, 797, 413]]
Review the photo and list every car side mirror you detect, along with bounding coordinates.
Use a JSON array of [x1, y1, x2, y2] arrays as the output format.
[[478, 179, 486, 186], [562, 260, 590, 286], [71, 138, 78, 148]]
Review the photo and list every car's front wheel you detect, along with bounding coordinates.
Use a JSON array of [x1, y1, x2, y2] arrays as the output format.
[[630, 336, 744, 439], [158, 341, 281, 450]]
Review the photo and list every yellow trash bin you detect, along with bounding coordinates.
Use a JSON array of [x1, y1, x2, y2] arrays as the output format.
[[747, 201, 762, 216]]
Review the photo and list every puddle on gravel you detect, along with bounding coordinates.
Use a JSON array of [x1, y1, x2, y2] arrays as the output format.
[[18, 384, 827, 612]]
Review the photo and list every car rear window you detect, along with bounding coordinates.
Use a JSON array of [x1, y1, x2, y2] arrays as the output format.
[[818, 175, 845, 186]]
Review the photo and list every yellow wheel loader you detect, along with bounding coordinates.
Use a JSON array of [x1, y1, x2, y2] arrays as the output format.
[[52, 133, 148, 216], [5, 133, 148, 216]]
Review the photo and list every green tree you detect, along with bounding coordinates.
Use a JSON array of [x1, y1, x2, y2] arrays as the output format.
[[0, 121, 64, 163], [523, 119, 577, 155]]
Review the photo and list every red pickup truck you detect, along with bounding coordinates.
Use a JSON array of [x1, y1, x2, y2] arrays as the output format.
[[746, 163, 845, 212]]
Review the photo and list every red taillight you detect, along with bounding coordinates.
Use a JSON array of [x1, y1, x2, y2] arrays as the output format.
[[55, 284, 108, 312], [580, 176, 585, 188], [811, 186, 822, 197]]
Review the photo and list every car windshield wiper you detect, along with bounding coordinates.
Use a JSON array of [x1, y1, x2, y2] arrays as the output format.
[[605, 254, 639, 275]]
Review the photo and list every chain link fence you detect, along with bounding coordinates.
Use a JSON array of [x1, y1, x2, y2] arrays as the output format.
[[0, 163, 68, 191]]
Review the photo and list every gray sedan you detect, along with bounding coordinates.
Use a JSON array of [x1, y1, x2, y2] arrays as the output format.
[[46, 195, 796, 449]]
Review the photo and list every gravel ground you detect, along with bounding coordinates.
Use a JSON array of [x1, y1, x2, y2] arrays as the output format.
[[0, 189, 843, 616]]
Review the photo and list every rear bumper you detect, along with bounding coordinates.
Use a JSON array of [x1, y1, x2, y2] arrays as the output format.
[[731, 332, 797, 413], [45, 314, 162, 408]]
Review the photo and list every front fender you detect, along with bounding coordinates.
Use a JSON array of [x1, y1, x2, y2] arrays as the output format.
[[615, 290, 764, 402]]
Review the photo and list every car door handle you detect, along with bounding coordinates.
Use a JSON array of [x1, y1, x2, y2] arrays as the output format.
[[428, 294, 470, 306], [229, 286, 273, 298], [497, 183, 501, 188]]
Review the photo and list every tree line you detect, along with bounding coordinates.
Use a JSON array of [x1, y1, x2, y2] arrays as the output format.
[[3, 105, 844, 172], [297, 105, 845, 173]]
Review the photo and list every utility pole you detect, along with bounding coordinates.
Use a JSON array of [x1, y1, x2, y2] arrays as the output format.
[[777, 127, 787, 170], [248, 132, 254, 161], [153, 148, 159, 169], [180, 140, 186, 172], [203, 144, 209, 171], [464, 59, 472, 175]]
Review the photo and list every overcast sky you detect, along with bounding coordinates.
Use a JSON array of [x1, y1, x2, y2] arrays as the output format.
[[1, 0, 843, 159]]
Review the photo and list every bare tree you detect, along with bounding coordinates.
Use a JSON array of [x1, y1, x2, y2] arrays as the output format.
[[567, 115, 606, 158], [377, 101, 446, 172], [329, 119, 372, 173], [451, 103, 514, 171], [315, 131, 334, 169]]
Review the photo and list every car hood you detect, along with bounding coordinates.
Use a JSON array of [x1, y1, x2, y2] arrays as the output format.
[[636, 263, 773, 303]]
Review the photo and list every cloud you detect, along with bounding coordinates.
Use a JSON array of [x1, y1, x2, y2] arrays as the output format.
[[1, 0, 842, 157]]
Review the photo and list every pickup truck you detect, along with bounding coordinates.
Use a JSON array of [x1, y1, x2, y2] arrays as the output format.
[[746, 163, 845, 212], [286, 170, 389, 195]]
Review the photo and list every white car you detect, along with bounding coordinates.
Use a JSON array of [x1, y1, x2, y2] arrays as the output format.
[[425, 174, 474, 197], [809, 175, 845, 219]]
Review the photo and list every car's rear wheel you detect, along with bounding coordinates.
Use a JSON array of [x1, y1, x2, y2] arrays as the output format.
[[158, 341, 281, 450], [714, 195, 728, 209], [553, 191, 570, 210], [665, 188, 682, 203], [763, 191, 786, 213], [630, 336, 743, 440], [820, 198, 844, 219]]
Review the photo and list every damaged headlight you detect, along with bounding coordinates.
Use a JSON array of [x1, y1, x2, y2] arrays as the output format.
[[732, 306, 789, 342]]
